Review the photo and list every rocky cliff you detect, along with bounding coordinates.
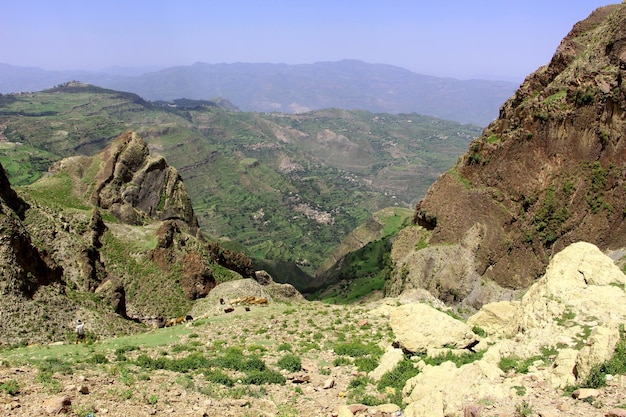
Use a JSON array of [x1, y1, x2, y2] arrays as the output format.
[[388, 4, 626, 307], [0, 131, 248, 346], [91, 131, 199, 232]]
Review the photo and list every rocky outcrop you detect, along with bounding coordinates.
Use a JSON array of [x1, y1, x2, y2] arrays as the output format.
[[385, 242, 626, 416], [92, 131, 198, 232], [254, 270, 306, 302], [0, 165, 63, 298], [0, 130, 256, 345], [468, 241, 626, 385], [148, 220, 216, 300], [391, 4, 626, 306]]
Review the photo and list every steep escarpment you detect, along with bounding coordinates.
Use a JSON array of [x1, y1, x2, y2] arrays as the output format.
[[389, 4, 626, 307]]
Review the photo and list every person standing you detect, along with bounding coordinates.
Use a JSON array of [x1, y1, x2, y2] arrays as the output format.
[[75, 319, 85, 344]]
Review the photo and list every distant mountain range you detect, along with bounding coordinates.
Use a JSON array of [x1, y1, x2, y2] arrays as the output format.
[[0, 60, 517, 126]]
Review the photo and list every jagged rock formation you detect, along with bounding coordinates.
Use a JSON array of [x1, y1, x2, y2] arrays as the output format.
[[389, 4, 626, 307], [148, 220, 216, 300], [92, 131, 198, 232]]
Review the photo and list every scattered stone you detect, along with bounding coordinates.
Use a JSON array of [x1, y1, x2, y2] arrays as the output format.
[[556, 402, 569, 411], [147, 407, 157, 415], [373, 403, 401, 414], [337, 406, 354, 417], [323, 378, 335, 389], [463, 404, 481, 417], [230, 399, 250, 407], [606, 408, 626, 417], [467, 301, 519, 338], [77, 385, 90, 394], [290, 373, 310, 383], [347, 404, 368, 414], [572, 388, 599, 399], [224, 307, 234, 313], [42, 395, 72, 414], [358, 319, 369, 326], [537, 409, 558, 417]]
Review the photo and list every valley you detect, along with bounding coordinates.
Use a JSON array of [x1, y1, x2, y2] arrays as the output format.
[[3, 4, 626, 417], [0, 84, 481, 290]]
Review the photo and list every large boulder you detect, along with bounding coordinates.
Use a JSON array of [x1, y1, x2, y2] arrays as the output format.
[[403, 360, 507, 417], [389, 303, 478, 353]]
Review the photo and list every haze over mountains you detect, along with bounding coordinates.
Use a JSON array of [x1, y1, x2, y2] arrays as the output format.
[[0, 60, 516, 126]]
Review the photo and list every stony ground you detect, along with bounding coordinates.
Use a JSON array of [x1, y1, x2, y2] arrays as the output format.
[[0, 298, 625, 417]]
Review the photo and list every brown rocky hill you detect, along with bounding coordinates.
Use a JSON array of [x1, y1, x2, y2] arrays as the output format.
[[0, 132, 253, 346], [387, 4, 626, 308]]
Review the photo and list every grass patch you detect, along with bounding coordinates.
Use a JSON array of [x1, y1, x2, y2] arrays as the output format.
[[377, 357, 420, 407], [422, 349, 485, 368], [0, 379, 20, 396], [333, 341, 383, 358]]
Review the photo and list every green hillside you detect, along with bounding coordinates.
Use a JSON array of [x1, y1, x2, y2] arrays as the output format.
[[0, 83, 481, 288]]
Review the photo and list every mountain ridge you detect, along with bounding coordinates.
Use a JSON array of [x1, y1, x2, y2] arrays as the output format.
[[0, 60, 516, 126], [387, 3, 626, 308]]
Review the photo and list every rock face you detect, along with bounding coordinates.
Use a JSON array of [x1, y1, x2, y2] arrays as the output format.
[[0, 165, 64, 299], [148, 220, 216, 300], [389, 4, 626, 306], [92, 131, 198, 232]]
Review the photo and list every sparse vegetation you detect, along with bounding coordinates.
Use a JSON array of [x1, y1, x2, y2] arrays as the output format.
[[515, 400, 533, 417], [0, 379, 20, 396]]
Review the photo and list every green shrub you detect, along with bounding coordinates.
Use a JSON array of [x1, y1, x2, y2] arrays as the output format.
[[582, 334, 626, 388], [422, 349, 484, 368], [333, 357, 352, 366], [277, 354, 302, 372], [0, 379, 19, 396], [277, 343, 293, 352], [240, 369, 285, 385], [515, 400, 533, 417], [205, 369, 234, 387], [377, 358, 419, 406], [354, 356, 379, 373], [87, 353, 109, 364], [348, 374, 370, 389], [471, 325, 487, 337], [498, 356, 519, 373]]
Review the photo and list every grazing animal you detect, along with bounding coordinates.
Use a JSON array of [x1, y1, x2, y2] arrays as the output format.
[[164, 315, 189, 327]]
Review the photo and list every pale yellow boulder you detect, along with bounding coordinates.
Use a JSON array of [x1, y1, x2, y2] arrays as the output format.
[[390, 303, 478, 353]]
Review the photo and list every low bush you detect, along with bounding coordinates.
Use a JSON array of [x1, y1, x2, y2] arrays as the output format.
[[277, 354, 302, 372], [205, 369, 234, 387], [377, 357, 420, 406], [240, 369, 285, 385]]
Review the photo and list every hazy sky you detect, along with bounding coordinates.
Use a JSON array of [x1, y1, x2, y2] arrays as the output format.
[[2, 1, 618, 81]]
